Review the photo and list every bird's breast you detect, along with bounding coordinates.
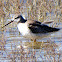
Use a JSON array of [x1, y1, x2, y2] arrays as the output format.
[[17, 23, 30, 36]]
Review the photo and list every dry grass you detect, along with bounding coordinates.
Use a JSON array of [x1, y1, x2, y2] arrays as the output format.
[[0, 0, 62, 62]]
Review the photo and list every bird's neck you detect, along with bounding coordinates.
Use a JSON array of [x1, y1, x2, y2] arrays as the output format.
[[21, 19, 27, 23], [18, 18, 27, 23]]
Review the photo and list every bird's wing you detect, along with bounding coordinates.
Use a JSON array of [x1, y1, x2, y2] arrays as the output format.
[[42, 20, 54, 24], [34, 21, 41, 24], [28, 23, 59, 33]]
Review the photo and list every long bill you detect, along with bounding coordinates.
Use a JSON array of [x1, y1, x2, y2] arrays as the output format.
[[2, 20, 14, 28]]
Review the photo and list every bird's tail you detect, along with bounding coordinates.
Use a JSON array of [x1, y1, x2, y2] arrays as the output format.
[[52, 28, 60, 32]]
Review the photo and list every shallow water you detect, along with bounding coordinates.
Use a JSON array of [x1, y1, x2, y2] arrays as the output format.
[[0, 23, 62, 62]]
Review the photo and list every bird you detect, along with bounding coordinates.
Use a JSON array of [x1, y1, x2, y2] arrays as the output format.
[[2, 15, 60, 42]]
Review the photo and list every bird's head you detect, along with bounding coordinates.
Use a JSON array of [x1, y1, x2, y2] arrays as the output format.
[[2, 15, 27, 28], [12, 15, 26, 23]]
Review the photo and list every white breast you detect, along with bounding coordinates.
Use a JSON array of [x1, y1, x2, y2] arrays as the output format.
[[17, 23, 30, 36], [17, 23, 50, 40]]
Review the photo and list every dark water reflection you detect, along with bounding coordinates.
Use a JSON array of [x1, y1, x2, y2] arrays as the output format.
[[0, 26, 62, 62]]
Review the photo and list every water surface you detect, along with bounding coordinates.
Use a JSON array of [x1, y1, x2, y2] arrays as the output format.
[[0, 22, 62, 62]]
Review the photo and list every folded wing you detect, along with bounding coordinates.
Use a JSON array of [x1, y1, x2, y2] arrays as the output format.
[[28, 22, 60, 33]]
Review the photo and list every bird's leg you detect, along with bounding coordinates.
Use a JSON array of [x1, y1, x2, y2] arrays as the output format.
[[34, 39, 36, 42], [31, 39, 36, 42]]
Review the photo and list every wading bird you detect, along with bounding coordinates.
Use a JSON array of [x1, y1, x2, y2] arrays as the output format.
[[2, 15, 60, 42]]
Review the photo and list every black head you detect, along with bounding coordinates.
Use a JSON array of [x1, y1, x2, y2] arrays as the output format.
[[15, 15, 27, 23]]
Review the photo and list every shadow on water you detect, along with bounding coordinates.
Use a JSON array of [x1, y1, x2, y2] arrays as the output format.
[[0, 26, 62, 62]]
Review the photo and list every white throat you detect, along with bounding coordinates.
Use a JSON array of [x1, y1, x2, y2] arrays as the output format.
[[17, 23, 29, 36]]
